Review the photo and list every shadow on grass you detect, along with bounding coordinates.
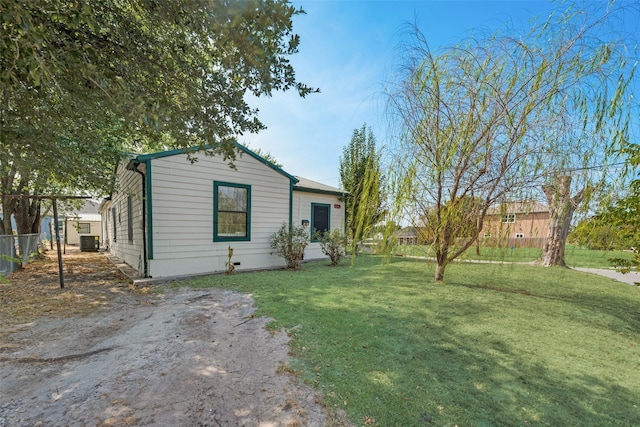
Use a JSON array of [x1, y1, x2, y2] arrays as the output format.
[[178, 255, 640, 426], [294, 291, 638, 425]]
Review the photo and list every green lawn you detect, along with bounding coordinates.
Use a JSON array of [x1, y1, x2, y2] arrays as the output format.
[[396, 244, 635, 268], [173, 256, 640, 426]]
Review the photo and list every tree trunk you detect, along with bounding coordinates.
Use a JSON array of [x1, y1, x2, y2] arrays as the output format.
[[434, 262, 446, 282], [0, 164, 16, 234], [15, 195, 41, 234], [0, 196, 13, 235], [434, 234, 450, 282], [536, 176, 585, 267], [538, 208, 573, 267], [14, 193, 41, 260], [475, 216, 482, 255]]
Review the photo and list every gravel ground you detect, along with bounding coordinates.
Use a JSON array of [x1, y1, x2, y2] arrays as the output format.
[[1, 282, 333, 426]]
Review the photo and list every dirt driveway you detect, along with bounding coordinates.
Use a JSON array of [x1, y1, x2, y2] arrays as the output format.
[[0, 248, 334, 426]]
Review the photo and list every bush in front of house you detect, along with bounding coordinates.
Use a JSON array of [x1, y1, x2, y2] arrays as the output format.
[[270, 223, 309, 270], [314, 229, 349, 266]]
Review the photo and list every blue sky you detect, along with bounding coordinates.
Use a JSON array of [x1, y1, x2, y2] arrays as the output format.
[[241, 0, 637, 189]]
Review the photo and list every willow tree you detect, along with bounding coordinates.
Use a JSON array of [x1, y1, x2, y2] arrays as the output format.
[[1, 0, 316, 234], [386, 2, 636, 282]]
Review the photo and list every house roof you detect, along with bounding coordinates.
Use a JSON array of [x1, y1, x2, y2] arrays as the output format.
[[132, 141, 299, 184], [293, 176, 346, 196], [396, 226, 428, 238], [68, 213, 102, 222], [122, 142, 347, 196], [396, 227, 419, 238], [63, 200, 102, 221], [487, 201, 549, 215]]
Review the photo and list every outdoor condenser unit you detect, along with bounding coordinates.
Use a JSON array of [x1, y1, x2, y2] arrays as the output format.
[[80, 236, 100, 252]]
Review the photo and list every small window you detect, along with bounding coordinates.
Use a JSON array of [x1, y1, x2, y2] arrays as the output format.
[[127, 196, 133, 242], [214, 181, 251, 242], [77, 223, 91, 234], [311, 203, 330, 241], [111, 207, 117, 242], [501, 213, 516, 223], [515, 233, 525, 238]]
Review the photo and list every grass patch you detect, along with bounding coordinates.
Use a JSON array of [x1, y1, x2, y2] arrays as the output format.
[[172, 256, 640, 426], [396, 244, 635, 268]]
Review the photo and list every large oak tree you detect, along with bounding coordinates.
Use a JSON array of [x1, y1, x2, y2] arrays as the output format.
[[1, 0, 316, 235]]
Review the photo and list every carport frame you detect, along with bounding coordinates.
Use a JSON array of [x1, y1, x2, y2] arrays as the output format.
[[5, 195, 92, 288]]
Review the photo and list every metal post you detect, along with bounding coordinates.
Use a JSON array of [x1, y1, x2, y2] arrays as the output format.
[[63, 217, 67, 255], [52, 198, 64, 289], [48, 220, 53, 250]]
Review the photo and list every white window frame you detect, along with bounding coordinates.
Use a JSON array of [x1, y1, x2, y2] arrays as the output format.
[[501, 213, 516, 223]]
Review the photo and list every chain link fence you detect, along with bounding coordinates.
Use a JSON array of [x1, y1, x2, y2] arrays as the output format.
[[0, 234, 41, 276], [0, 235, 16, 276]]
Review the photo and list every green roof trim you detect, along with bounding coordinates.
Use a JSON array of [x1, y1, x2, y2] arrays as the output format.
[[237, 143, 299, 184], [292, 186, 346, 197], [134, 142, 298, 184], [292, 176, 346, 197]]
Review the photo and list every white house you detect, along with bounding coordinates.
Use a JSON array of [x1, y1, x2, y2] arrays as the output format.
[[64, 200, 103, 247], [100, 143, 346, 278]]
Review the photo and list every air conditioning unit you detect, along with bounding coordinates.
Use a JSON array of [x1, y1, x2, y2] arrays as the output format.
[[80, 236, 99, 252]]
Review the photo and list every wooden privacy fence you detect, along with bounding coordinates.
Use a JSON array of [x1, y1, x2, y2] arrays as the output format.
[[464, 237, 546, 249], [485, 237, 546, 248], [455, 237, 546, 249], [0, 233, 41, 276]]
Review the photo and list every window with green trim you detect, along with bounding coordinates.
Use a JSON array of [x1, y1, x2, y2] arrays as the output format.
[[214, 182, 251, 242], [311, 203, 330, 241]]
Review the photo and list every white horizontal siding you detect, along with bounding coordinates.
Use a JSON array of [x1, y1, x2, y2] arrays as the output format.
[[101, 161, 146, 275], [65, 220, 103, 245], [147, 152, 291, 278], [292, 191, 345, 260], [148, 252, 286, 277]]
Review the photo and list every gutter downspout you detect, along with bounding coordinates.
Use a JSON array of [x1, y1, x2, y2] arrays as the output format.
[[126, 160, 148, 277], [289, 179, 294, 228]]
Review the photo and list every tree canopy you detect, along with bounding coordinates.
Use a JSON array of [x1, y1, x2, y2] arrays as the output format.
[[606, 139, 640, 276], [385, 1, 638, 282], [1, 0, 315, 234], [339, 123, 384, 247]]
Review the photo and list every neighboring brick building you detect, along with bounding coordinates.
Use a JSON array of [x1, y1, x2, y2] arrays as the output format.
[[481, 202, 550, 248]]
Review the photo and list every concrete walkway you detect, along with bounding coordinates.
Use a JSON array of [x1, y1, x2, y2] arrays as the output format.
[[105, 253, 142, 284], [409, 254, 640, 286], [574, 267, 640, 286]]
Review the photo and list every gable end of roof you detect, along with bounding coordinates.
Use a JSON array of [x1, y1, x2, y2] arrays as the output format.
[[133, 142, 298, 183]]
